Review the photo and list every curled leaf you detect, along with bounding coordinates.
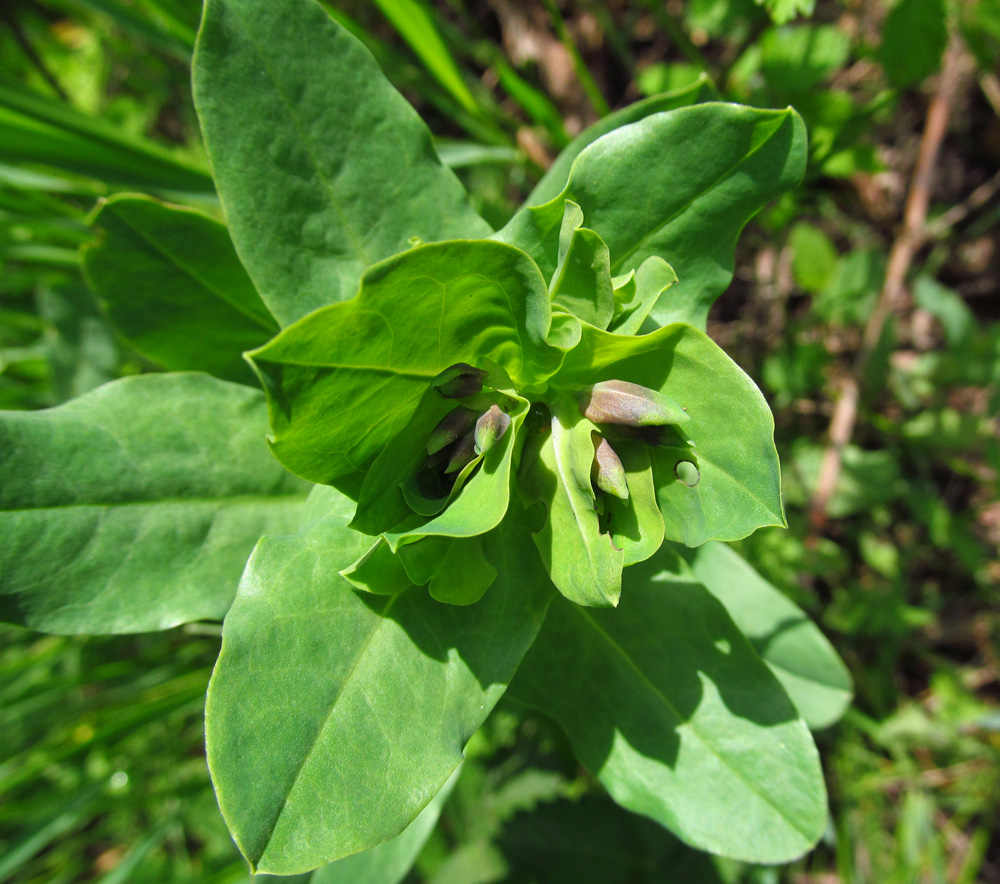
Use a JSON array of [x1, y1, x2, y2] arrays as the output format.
[[580, 380, 688, 427]]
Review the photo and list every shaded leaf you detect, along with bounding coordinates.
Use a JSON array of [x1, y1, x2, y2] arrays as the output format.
[[83, 194, 276, 384], [0, 373, 308, 634], [509, 545, 827, 863]]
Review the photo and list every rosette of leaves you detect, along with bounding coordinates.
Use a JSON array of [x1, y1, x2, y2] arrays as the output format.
[[0, 0, 853, 878]]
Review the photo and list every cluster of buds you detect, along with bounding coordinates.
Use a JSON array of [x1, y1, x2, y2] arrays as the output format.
[[413, 364, 512, 501], [579, 379, 690, 500]]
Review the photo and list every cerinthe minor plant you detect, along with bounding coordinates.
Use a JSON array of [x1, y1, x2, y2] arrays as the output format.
[[0, 0, 853, 877]]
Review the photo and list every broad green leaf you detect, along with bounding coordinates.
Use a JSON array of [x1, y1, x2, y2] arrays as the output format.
[[527, 76, 720, 206], [757, 0, 816, 25], [608, 256, 677, 336], [248, 240, 554, 495], [206, 487, 552, 874], [549, 202, 614, 329], [0, 373, 308, 634], [193, 0, 491, 326], [554, 323, 785, 546], [82, 195, 277, 385], [498, 104, 807, 329], [0, 82, 213, 194], [680, 541, 853, 730], [508, 545, 827, 863], [518, 398, 623, 607], [309, 767, 460, 884], [608, 444, 664, 566]]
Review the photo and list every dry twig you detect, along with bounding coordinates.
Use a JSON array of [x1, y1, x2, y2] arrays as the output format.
[[807, 36, 967, 540]]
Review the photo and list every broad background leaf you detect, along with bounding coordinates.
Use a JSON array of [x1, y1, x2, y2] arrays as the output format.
[[83, 194, 277, 385], [682, 541, 853, 730], [0, 373, 308, 634], [193, 0, 491, 326], [206, 487, 552, 874], [509, 545, 827, 863]]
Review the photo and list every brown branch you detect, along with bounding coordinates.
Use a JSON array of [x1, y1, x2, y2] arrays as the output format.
[[806, 36, 966, 541]]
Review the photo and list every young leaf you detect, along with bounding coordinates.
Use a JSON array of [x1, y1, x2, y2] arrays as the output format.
[[518, 399, 623, 607], [679, 541, 853, 729], [340, 538, 414, 596], [497, 104, 807, 329], [548, 202, 615, 329], [607, 256, 677, 336], [555, 323, 785, 546], [0, 373, 309, 634], [248, 240, 554, 495], [206, 487, 552, 874], [193, 0, 491, 325], [397, 535, 497, 606], [508, 545, 827, 863], [527, 75, 719, 206], [82, 194, 277, 385]]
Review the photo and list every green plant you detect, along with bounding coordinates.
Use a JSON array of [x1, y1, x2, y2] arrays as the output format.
[[0, 0, 855, 879]]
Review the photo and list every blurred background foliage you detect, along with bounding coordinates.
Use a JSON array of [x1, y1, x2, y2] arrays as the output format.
[[0, 0, 998, 881]]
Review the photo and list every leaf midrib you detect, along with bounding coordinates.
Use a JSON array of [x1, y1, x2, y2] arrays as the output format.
[[1, 492, 308, 514], [571, 603, 818, 843]]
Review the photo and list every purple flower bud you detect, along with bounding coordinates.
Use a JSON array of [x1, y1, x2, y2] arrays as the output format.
[[427, 407, 478, 455], [432, 362, 489, 399], [474, 404, 511, 455], [579, 380, 688, 427], [591, 436, 629, 500], [445, 431, 478, 474]]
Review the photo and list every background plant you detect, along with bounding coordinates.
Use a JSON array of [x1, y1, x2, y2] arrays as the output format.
[[1, 0, 998, 882]]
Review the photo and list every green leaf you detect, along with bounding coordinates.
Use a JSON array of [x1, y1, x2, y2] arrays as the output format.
[[518, 398, 623, 607], [498, 104, 807, 329], [756, 0, 816, 25], [340, 538, 414, 596], [397, 535, 498, 605], [878, 0, 947, 88], [82, 194, 277, 385], [508, 545, 827, 863], [607, 256, 677, 336], [554, 323, 785, 546], [206, 487, 552, 874], [248, 240, 554, 495], [0, 82, 213, 194], [309, 767, 459, 884], [193, 0, 491, 326], [607, 443, 664, 567], [0, 373, 309, 634], [681, 541, 853, 729], [789, 222, 838, 294], [759, 25, 852, 93], [527, 76, 720, 206], [549, 202, 615, 329]]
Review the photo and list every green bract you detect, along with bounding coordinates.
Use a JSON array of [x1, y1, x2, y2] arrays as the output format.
[[0, 0, 852, 878]]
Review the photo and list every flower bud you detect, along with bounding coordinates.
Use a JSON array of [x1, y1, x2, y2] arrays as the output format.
[[474, 404, 511, 455], [432, 362, 489, 399], [445, 431, 478, 474], [427, 407, 478, 455], [579, 380, 687, 427], [591, 436, 629, 500]]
